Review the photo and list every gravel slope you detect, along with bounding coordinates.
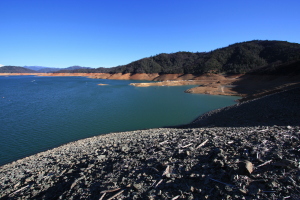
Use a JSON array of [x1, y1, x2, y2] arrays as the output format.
[[0, 88, 299, 200], [188, 87, 300, 127]]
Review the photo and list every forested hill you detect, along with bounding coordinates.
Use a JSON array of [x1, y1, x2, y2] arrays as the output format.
[[2, 40, 300, 75], [62, 40, 299, 74], [0, 66, 36, 73], [110, 40, 300, 74]]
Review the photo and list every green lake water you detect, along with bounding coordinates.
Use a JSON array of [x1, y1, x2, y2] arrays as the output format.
[[0, 76, 238, 165]]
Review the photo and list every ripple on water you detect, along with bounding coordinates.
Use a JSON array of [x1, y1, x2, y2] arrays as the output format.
[[0, 76, 238, 165]]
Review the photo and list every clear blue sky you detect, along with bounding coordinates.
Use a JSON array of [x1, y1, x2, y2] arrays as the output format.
[[1, 0, 299, 68]]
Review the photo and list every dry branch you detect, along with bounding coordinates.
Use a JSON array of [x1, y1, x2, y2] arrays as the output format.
[[181, 143, 193, 148], [155, 179, 163, 188], [196, 139, 209, 149], [100, 188, 121, 193], [256, 160, 273, 168], [172, 195, 180, 200], [9, 185, 30, 197], [99, 193, 106, 200], [107, 189, 124, 200]]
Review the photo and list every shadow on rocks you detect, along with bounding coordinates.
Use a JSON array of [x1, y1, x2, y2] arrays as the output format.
[[173, 87, 300, 128]]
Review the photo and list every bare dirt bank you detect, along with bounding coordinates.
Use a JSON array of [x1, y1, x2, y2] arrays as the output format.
[[1, 73, 300, 101]]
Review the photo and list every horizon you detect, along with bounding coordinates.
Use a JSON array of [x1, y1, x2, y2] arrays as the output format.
[[1, 0, 300, 68], [1, 39, 300, 69]]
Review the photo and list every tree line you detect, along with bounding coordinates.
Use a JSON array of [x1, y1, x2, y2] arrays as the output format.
[[73, 40, 300, 75]]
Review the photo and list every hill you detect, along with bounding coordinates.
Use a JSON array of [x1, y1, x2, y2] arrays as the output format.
[[23, 66, 47, 71], [23, 66, 93, 73], [64, 66, 93, 70], [0, 66, 37, 73], [247, 59, 300, 75], [108, 40, 300, 74], [3, 40, 300, 75], [23, 66, 61, 73], [56, 66, 116, 73], [60, 40, 299, 75]]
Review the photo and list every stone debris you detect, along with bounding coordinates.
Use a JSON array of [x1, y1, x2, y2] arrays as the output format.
[[0, 126, 299, 200]]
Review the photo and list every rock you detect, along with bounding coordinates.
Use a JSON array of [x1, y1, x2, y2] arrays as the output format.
[[238, 160, 254, 175], [97, 155, 106, 160], [245, 161, 254, 174], [121, 145, 129, 152], [1, 121, 300, 199], [133, 183, 143, 190]]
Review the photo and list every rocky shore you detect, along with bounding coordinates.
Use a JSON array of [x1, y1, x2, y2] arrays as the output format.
[[0, 88, 300, 199], [188, 87, 300, 127]]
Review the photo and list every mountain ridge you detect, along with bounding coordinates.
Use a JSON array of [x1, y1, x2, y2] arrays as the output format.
[[0, 66, 36, 73], [56, 40, 300, 75], [0, 66, 94, 73], [2, 40, 300, 75]]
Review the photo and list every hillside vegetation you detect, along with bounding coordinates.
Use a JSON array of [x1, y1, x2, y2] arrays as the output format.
[[109, 40, 300, 74], [2, 40, 300, 75], [56, 40, 300, 74]]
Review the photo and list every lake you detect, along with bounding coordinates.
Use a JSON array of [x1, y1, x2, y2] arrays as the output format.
[[0, 76, 238, 165]]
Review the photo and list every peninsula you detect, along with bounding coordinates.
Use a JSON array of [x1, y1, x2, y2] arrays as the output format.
[[1, 40, 300, 101]]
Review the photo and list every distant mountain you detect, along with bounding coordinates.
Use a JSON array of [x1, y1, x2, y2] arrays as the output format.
[[64, 66, 93, 70], [36, 68, 62, 73], [23, 66, 60, 73], [23, 66, 48, 71], [22, 66, 62, 73], [0, 66, 37, 73], [23, 65, 93, 73]]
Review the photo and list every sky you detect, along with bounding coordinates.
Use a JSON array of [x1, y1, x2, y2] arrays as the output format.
[[0, 0, 300, 68]]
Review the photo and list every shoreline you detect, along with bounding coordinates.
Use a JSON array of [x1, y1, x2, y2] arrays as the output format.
[[2, 72, 300, 102], [0, 87, 299, 199], [0, 72, 244, 97]]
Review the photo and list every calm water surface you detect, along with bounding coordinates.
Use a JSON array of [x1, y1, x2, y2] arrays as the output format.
[[0, 76, 238, 165]]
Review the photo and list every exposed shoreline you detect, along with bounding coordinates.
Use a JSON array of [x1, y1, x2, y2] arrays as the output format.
[[0, 87, 299, 199], [2, 72, 300, 102]]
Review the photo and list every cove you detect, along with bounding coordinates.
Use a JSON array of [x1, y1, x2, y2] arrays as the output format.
[[0, 76, 238, 166]]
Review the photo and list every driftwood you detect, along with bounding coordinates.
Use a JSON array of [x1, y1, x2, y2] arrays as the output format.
[[155, 179, 163, 188], [100, 187, 121, 193], [256, 160, 273, 168], [196, 139, 209, 149], [70, 177, 84, 189], [59, 169, 67, 176], [9, 185, 30, 197], [99, 193, 106, 200], [180, 143, 193, 148], [172, 195, 180, 200], [107, 189, 124, 200]]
